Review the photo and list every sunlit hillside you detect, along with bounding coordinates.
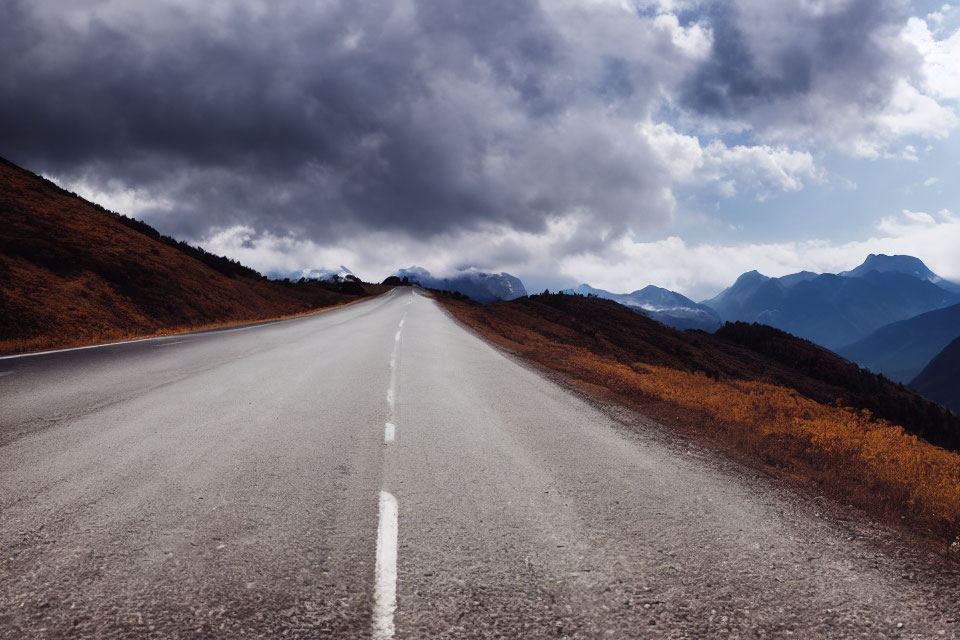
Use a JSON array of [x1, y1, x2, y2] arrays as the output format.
[[0, 157, 380, 355]]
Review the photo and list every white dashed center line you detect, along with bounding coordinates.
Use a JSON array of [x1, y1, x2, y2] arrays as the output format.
[[386, 311, 407, 428], [373, 303, 408, 637], [372, 491, 399, 640]]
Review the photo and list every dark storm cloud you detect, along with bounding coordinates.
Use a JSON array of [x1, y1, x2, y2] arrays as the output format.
[[682, 0, 915, 128], [0, 0, 940, 252], [0, 0, 680, 245]]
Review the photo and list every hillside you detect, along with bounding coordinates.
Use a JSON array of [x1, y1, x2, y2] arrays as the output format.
[[437, 292, 960, 450], [838, 303, 960, 383], [0, 157, 376, 354], [911, 337, 960, 414], [437, 292, 960, 540]]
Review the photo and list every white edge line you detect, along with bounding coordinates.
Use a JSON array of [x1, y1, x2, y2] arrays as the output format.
[[372, 491, 399, 640], [0, 294, 393, 362], [0, 317, 303, 361], [384, 422, 395, 443], [0, 335, 179, 360]]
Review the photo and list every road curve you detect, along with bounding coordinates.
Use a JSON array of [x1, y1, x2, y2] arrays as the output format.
[[1, 287, 958, 638]]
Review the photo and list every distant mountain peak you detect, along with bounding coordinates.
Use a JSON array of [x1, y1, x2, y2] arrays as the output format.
[[270, 265, 357, 282], [394, 267, 527, 302], [701, 269, 778, 314], [634, 284, 669, 295], [562, 283, 721, 332], [839, 254, 960, 294], [735, 270, 769, 282], [842, 254, 936, 280]]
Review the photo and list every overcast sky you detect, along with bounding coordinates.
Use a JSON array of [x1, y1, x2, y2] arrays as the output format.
[[3, 0, 959, 299]]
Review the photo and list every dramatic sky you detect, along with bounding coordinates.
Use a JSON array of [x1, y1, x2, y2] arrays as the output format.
[[2, 0, 959, 299]]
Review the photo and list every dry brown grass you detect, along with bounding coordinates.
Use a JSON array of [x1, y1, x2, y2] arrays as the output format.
[[438, 294, 960, 544], [0, 157, 387, 355], [0, 291, 381, 355]]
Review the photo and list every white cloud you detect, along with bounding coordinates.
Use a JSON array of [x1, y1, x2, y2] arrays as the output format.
[[923, 176, 940, 186], [652, 13, 713, 59], [895, 208, 937, 226], [878, 208, 945, 233], [638, 121, 705, 183], [872, 78, 959, 145], [44, 174, 174, 218], [638, 121, 822, 199], [682, 1, 960, 161], [704, 141, 821, 197], [902, 12, 960, 101], [200, 217, 583, 284]]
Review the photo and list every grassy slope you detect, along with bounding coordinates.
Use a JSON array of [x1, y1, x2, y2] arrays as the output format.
[[437, 292, 960, 544], [0, 157, 377, 354]]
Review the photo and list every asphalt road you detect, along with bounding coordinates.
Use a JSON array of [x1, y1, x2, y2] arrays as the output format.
[[2, 287, 959, 638]]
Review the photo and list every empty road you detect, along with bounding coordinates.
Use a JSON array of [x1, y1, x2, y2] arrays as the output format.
[[1, 287, 959, 638]]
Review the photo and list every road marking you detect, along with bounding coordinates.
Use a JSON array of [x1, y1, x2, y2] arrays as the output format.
[[373, 491, 399, 640], [387, 311, 407, 410], [384, 422, 395, 443], [0, 336, 170, 360], [0, 316, 303, 361], [153, 341, 184, 347], [0, 371, 13, 377]]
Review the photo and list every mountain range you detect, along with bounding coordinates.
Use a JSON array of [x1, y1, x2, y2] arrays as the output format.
[[395, 266, 527, 303], [270, 266, 360, 283], [560, 255, 959, 411], [702, 256, 960, 349], [561, 283, 721, 331]]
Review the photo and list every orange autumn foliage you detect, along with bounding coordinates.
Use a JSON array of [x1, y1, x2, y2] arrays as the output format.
[[580, 354, 960, 534], [438, 294, 960, 543], [0, 157, 391, 355]]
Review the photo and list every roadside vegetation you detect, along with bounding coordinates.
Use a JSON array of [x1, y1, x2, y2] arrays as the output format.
[[0, 294, 383, 356], [437, 292, 960, 544], [0, 156, 388, 355]]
